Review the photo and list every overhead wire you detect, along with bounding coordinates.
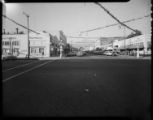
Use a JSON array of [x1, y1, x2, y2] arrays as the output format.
[[94, 2, 138, 33], [2, 14, 40, 34], [80, 14, 150, 34]]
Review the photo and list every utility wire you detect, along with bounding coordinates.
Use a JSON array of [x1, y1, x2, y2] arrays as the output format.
[[67, 36, 99, 39], [2, 15, 40, 34], [94, 2, 139, 34], [80, 14, 150, 34], [66, 14, 150, 39]]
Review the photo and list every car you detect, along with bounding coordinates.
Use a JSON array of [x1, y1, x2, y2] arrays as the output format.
[[76, 51, 86, 56], [93, 51, 105, 55], [2, 53, 17, 60], [103, 51, 113, 56], [66, 52, 76, 57], [112, 51, 120, 56]]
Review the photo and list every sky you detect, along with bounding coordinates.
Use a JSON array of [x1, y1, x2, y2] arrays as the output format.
[[3, 0, 152, 48]]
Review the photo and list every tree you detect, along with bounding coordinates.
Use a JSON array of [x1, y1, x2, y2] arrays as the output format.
[[64, 44, 71, 54]]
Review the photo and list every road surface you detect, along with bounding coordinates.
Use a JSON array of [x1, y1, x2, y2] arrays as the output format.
[[2, 57, 151, 119]]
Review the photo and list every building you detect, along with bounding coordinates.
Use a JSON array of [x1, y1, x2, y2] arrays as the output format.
[[114, 34, 151, 52], [2, 34, 27, 57], [2, 32, 51, 58], [100, 34, 151, 55], [29, 32, 50, 57], [95, 36, 125, 50]]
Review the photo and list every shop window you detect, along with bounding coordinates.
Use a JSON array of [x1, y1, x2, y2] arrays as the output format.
[[31, 48, 36, 53], [39, 48, 44, 53], [5, 41, 10, 46]]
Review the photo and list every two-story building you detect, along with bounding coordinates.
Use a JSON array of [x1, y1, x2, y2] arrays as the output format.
[[2, 32, 51, 58]]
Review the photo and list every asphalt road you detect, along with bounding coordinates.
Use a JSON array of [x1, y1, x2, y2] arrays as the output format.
[[2, 58, 151, 119]]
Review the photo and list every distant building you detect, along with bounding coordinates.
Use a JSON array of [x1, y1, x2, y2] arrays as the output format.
[[112, 34, 151, 50], [100, 34, 151, 55], [95, 36, 125, 50]]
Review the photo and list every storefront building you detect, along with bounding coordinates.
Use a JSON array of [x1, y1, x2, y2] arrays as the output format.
[[2, 32, 51, 58], [29, 32, 50, 58]]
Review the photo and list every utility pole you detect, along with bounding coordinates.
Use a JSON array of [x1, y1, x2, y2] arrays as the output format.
[[71, 40, 72, 52], [9, 37, 13, 55], [23, 12, 30, 59], [123, 26, 126, 54]]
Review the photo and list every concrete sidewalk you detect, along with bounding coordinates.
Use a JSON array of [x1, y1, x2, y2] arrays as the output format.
[[38, 55, 151, 60]]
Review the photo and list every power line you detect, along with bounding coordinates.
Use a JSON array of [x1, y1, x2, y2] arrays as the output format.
[[67, 36, 99, 39], [70, 42, 96, 43], [67, 14, 150, 39], [94, 2, 139, 34], [2, 15, 40, 34], [80, 14, 150, 34]]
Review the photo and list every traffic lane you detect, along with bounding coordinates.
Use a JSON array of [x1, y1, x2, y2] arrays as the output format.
[[46, 59, 151, 116], [2, 60, 54, 81], [3, 59, 151, 117], [2, 60, 39, 71]]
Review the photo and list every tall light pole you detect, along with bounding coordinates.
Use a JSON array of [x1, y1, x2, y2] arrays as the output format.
[[9, 37, 12, 55], [123, 26, 126, 54], [23, 12, 30, 59], [71, 40, 72, 52]]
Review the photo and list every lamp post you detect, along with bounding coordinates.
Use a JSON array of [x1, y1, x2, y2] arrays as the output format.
[[9, 37, 12, 55], [23, 12, 30, 59], [123, 26, 126, 55]]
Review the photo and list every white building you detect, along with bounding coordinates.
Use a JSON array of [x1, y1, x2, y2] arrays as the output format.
[[2, 32, 51, 58], [114, 34, 151, 51], [2, 34, 28, 57], [29, 32, 50, 57]]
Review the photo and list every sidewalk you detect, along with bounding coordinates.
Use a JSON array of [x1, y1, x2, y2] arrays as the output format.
[[119, 55, 151, 59], [38, 55, 151, 60], [38, 57, 60, 60]]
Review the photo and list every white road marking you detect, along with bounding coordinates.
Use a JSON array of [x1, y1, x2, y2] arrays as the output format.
[[3, 60, 54, 82], [3, 60, 39, 72]]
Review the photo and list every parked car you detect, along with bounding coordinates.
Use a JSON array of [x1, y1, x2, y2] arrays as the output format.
[[2, 53, 17, 60], [103, 51, 113, 56], [93, 50, 105, 55], [76, 51, 86, 56], [66, 52, 76, 57]]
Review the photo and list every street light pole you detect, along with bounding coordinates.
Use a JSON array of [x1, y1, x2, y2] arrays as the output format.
[[9, 37, 12, 55], [23, 12, 30, 59], [123, 26, 126, 55]]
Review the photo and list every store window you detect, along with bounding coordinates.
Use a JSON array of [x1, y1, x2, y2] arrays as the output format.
[[39, 48, 44, 53], [31, 48, 36, 53], [5, 41, 10, 46], [12, 41, 19, 46]]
